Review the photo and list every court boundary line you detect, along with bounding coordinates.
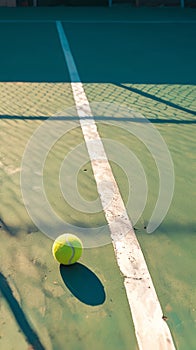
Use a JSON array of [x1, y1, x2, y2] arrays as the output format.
[[0, 19, 196, 24], [56, 20, 176, 350]]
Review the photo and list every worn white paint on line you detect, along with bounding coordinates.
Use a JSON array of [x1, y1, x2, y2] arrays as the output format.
[[56, 20, 176, 350]]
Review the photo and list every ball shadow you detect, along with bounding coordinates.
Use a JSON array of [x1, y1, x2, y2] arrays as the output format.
[[60, 263, 106, 306]]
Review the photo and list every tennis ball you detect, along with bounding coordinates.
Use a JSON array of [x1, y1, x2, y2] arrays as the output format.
[[52, 234, 83, 265]]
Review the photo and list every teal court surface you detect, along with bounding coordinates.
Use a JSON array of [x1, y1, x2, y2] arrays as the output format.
[[0, 6, 196, 350]]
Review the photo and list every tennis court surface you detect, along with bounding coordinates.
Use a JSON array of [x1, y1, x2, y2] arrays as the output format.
[[0, 6, 196, 350]]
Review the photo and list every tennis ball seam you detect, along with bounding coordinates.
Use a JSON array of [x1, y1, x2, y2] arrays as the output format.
[[65, 236, 75, 265]]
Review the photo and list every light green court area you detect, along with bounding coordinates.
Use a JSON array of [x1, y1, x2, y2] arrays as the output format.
[[0, 6, 196, 350]]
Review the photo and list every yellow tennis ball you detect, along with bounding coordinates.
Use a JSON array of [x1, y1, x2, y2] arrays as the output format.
[[52, 234, 83, 265]]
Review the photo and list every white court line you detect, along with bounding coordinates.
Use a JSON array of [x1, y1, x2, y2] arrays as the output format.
[[0, 19, 195, 24], [56, 20, 176, 350]]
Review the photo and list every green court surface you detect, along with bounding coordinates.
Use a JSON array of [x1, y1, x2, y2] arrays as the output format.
[[0, 6, 196, 350]]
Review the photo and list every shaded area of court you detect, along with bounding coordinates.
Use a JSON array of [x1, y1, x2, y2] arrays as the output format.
[[64, 22, 196, 84], [0, 22, 195, 84], [0, 22, 69, 82]]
